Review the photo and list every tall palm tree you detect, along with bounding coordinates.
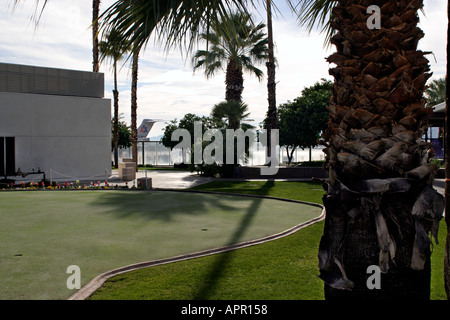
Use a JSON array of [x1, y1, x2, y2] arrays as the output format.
[[130, 50, 139, 170], [266, 0, 277, 131], [92, 0, 101, 72], [100, 1, 163, 172], [99, 30, 129, 168], [299, 0, 444, 299], [264, 0, 277, 161], [192, 12, 269, 103]]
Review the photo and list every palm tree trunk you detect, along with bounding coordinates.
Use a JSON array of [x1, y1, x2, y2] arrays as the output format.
[[113, 61, 119, 168], [320, 0, 444, 300], [225, 59, 244, 102], [92, 0, 100, 72], [131, 51, 139, 171], [444, 0, 450, 300], [266, 0, 276, 131], [265, 0, 276, 162]]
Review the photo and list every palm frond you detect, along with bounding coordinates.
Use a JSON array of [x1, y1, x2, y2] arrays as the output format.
[[288, 0, 337, 47], [204, 61, 224, 78], [99, 0, 259, 57], [10, 0, 48, 28], [243, 63, 264, 80], [192, 9, 269, 82], [99, 29, 131, 64]]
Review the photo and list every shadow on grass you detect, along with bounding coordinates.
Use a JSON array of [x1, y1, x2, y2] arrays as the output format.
[[192, 180, 275, 299], [89, 190, 253, 223], [89, 181, 283, 299]]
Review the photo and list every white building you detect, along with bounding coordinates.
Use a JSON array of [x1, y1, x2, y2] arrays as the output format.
[[0, 62, 111, 181]]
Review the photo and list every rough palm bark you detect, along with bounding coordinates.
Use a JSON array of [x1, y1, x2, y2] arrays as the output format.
[[266, 0, 277, 132], [92, 0, 100, 72], [113, 62, 119, 168], [319, 0, 444, 300], [265, 0, 276, 162], [225, 59, 244, 102], [131, 51, 139, 170]]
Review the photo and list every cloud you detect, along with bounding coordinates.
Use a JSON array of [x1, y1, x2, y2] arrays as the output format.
[[418, 1, 447, 80], [0, 0, 92, 69]]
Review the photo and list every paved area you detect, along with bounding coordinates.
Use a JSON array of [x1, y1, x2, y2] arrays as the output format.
[[107, 169, 215, 189], [109, 171, 445, 193], [10, 167, 447, 194]]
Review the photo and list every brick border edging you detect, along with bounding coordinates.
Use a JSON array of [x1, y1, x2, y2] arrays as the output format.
[[68, 189, 325, 300]]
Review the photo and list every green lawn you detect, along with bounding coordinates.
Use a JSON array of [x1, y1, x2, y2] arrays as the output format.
[[89, 180, 448, 300], [1, 180, 446, 300], [0, 185, 322, 300]]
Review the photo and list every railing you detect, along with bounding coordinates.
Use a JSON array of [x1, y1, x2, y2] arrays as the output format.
[[115, 141, 325, 167]]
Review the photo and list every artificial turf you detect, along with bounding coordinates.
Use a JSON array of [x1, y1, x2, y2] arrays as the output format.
[[1, 180, 446, 300], [0, 186, 322, 300]]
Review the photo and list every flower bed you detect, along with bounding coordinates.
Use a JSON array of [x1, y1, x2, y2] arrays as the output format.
[[1, 180, 130, 191]]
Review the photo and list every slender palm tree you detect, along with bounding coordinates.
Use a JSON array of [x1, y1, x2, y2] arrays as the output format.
[[130, 50, 139, 171], [99, 30, 129, 168], [298, 0, 444, 299], [266, 0, 277, 131], [92, 0, 101, 72], [192, 12, 269, 103]]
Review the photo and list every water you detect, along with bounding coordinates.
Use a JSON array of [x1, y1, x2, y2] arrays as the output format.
[[116, 142, 326, 166]]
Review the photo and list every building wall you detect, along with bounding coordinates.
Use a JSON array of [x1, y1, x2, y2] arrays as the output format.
[[0, 91, 111, 179], [0, 62, 104, 98]]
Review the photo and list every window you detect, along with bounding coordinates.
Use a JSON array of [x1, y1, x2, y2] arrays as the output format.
[[0, 137, 15, 177]]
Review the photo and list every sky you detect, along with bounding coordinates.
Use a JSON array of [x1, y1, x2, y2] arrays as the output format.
[[0, 0, 447, 140]]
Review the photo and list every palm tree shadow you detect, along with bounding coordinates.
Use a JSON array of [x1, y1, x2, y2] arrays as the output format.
[[90, 189, 245, 222], [192, 180, 275, 299]]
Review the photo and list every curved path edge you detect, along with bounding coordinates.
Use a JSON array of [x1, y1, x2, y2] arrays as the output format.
[[68, 189, 325, 300]]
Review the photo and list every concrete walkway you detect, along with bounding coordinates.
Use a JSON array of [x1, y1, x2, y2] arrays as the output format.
[[108, 170, 446, 194], [107, 169, 215, 189]]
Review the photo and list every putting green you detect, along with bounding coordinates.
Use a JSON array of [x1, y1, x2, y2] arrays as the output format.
[[0, 190, 322, 300]]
